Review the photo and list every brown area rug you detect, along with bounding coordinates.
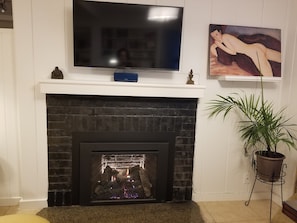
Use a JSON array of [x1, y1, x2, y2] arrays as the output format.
[[37, 201, 205, 223]]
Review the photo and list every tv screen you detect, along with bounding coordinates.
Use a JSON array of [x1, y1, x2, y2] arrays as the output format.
[[73, 0, 183, 71]]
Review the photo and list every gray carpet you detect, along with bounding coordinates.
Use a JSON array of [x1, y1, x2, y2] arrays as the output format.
[[37, 202, 205, 223]]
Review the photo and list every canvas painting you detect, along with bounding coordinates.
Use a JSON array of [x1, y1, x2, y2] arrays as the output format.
[[209, 24, 281, 77]]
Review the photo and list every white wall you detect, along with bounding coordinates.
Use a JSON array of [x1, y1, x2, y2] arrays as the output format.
[[0, 29, 21, 206], [193, 0, 297, 202], [279, 0, 297, 199], [0, 0, 296, 208]]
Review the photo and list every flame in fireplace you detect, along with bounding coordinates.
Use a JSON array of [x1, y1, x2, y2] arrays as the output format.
[[92, 153, 153, 201]]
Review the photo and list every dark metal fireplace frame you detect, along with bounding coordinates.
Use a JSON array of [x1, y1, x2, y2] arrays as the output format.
[[72, 132, 176, 205]]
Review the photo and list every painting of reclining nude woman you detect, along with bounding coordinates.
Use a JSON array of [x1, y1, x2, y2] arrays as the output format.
[[209, 24, 281, 77]]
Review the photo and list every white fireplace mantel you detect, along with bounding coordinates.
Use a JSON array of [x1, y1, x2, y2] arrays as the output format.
[[39, 79, 206, 98]]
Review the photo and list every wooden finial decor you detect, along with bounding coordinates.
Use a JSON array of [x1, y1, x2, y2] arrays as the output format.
[[186, 69, 194, 85]]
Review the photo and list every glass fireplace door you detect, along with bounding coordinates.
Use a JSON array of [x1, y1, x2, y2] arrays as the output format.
[[79, 142, 170, 205]]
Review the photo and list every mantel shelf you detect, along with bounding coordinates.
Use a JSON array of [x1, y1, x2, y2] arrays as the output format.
[[218, 75, 282, 82], [39, 79, 206, 99]]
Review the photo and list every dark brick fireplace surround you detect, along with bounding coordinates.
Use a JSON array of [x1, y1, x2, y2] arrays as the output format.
[[47, 94, 198, 206]]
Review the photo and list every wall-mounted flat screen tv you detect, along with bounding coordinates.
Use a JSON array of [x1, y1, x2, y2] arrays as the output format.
[[73, 0, 183, 71]]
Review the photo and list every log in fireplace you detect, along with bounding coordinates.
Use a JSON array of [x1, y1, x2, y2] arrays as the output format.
[[46, 95, 197, 206]]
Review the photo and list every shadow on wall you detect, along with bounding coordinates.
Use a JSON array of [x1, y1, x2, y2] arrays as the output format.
[[0, 0, 13, 28]]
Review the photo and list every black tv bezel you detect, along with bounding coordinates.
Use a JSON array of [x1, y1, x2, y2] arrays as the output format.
[[72, 0, 184, 71]]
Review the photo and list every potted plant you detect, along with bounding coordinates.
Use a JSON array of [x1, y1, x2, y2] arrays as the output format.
[[207, 75, 297, 182]]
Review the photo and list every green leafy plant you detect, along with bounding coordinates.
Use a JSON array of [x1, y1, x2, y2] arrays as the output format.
[[207, 76, 297, 155]]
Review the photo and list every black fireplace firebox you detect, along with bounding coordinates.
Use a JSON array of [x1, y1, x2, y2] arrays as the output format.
[[72, 132, 175, 205], [89, 151, 158, 202]]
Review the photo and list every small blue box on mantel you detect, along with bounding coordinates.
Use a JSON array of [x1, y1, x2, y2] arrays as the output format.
[[114, 72, 138, 82]]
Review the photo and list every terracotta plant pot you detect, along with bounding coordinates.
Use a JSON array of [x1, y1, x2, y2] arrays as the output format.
[[256, 151, 285, 182]]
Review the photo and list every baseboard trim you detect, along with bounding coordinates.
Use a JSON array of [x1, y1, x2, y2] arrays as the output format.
[[19, 198, 48, 209]]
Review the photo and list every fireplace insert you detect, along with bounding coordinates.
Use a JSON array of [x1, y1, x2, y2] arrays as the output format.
[[73, 132, 175, 205]]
